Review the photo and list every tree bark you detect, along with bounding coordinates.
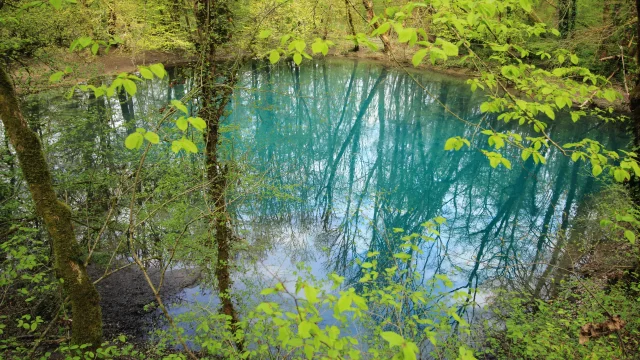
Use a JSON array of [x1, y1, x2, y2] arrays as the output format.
[[195, 0, 242, 346], [362, 0, 392, 54], [630, 0, 640, 202], [558, 0, 577, 38], [345, 0, 359, 51], [0, 67, 102, 347]]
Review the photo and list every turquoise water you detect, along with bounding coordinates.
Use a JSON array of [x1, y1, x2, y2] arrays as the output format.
[[218, 59, 626, 288], [157, 58, 628, 340], [21, 57, 628, 331]]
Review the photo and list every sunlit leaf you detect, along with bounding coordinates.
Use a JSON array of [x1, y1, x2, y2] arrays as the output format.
[[144, 131, 159, 144], [269, 50, 280, 64], [381, 331, 405, 347], [49, 71, 64, 83], [176, 117, 188, 131], [123, 79, 137, 96], [124, 133, 144, 150], [149, 63, 166, 79], [171, 100, 188, 114], [188, 117, 206, 131], [624, 230, 636, 244], [139, 67, 154, 80]]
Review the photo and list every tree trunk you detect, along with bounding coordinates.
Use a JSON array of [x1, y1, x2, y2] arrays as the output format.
[[629, 0, 640, 203], [558, 0, 577, 38], [0, 67, 102, 347], [362, 0, 392, 54], [195, 0, 242, 346], [345, 0, 359, 51]]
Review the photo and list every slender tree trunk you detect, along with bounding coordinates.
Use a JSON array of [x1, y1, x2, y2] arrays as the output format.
[[629, 0, 640, 203], [558, 0, 576, 38], [0, 67, 102, 347], [362, 0, 392, 54], [345, 0, 359, 51], [195, 0, 242, 346]]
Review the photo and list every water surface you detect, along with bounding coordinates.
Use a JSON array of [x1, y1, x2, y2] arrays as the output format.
[[21, 58, 629, 328]]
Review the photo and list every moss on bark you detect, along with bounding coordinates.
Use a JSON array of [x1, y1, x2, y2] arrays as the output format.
[[0, 66, 103, 347]]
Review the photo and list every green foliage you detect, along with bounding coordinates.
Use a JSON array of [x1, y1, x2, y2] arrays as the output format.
[[153, 220, 476, 359], [480, 279, 640, 359], [0, 226, 60, 354]]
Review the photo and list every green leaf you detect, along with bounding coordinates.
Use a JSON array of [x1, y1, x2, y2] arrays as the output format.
[[519, 0, 532, 12], [181, 138, 198, 153], [393, 253, 411, 260], [412, 49, 428, 67], [269, 50, 280, 64], [440, 40, 458, 57], [171, 140, 182, 153], [258, 29, 272, 39], [49, 0, 62, 10], [122, 79, 137, 96], [336, 295, 352, 313], [571, 152, 581, 162], [298, 321, 312, 338], [91, 43, 99, 55], [459, 346, 476, 360], [293, 52, 302, 65], [397, 28, 414, 43], [614, 169, 630, 182], [444, 137, 458, 151], [260, 288, 275, 295], [304, 345, 314, 359], [176, 117, 188, 131], [125, 133, 144, 150], [149, 63, 166, 79], [624, 230, 636, 245], [372, 22, 390, 36], [570, 54, 579, 65], [311, 39, 327, 55], [171, 100, 188, 114], [78, 36, 92, 48], [304, 285, 319, 304], [592, 164, 603, 177], [381, 331, 405, 347], [139, 67, 154, 80], [49, 71, 64, 83], [144, 131, 159, 144], [188, 117, 206, 131]]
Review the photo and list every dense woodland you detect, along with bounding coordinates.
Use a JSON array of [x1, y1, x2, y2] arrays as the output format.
[[1, 0, 640, 359]]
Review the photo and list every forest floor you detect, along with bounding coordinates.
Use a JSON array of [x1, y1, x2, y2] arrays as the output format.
[[88, 265, 202, 341]]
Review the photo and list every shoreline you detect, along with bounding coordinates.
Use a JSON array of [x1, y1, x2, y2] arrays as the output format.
[[12, 45, 630, 114]]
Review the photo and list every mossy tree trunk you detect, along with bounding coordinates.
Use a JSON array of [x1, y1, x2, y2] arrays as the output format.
[[195, 0, 242, 343], [629, 0, 640, 203], [558, 0, 577, 38], [0, 67, 102, 346]]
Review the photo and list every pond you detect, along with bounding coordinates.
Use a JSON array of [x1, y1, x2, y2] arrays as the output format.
[[22, 57, 628, 337]]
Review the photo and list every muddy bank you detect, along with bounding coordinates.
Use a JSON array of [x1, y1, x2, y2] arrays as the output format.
[[88, 265, 201, 341]]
